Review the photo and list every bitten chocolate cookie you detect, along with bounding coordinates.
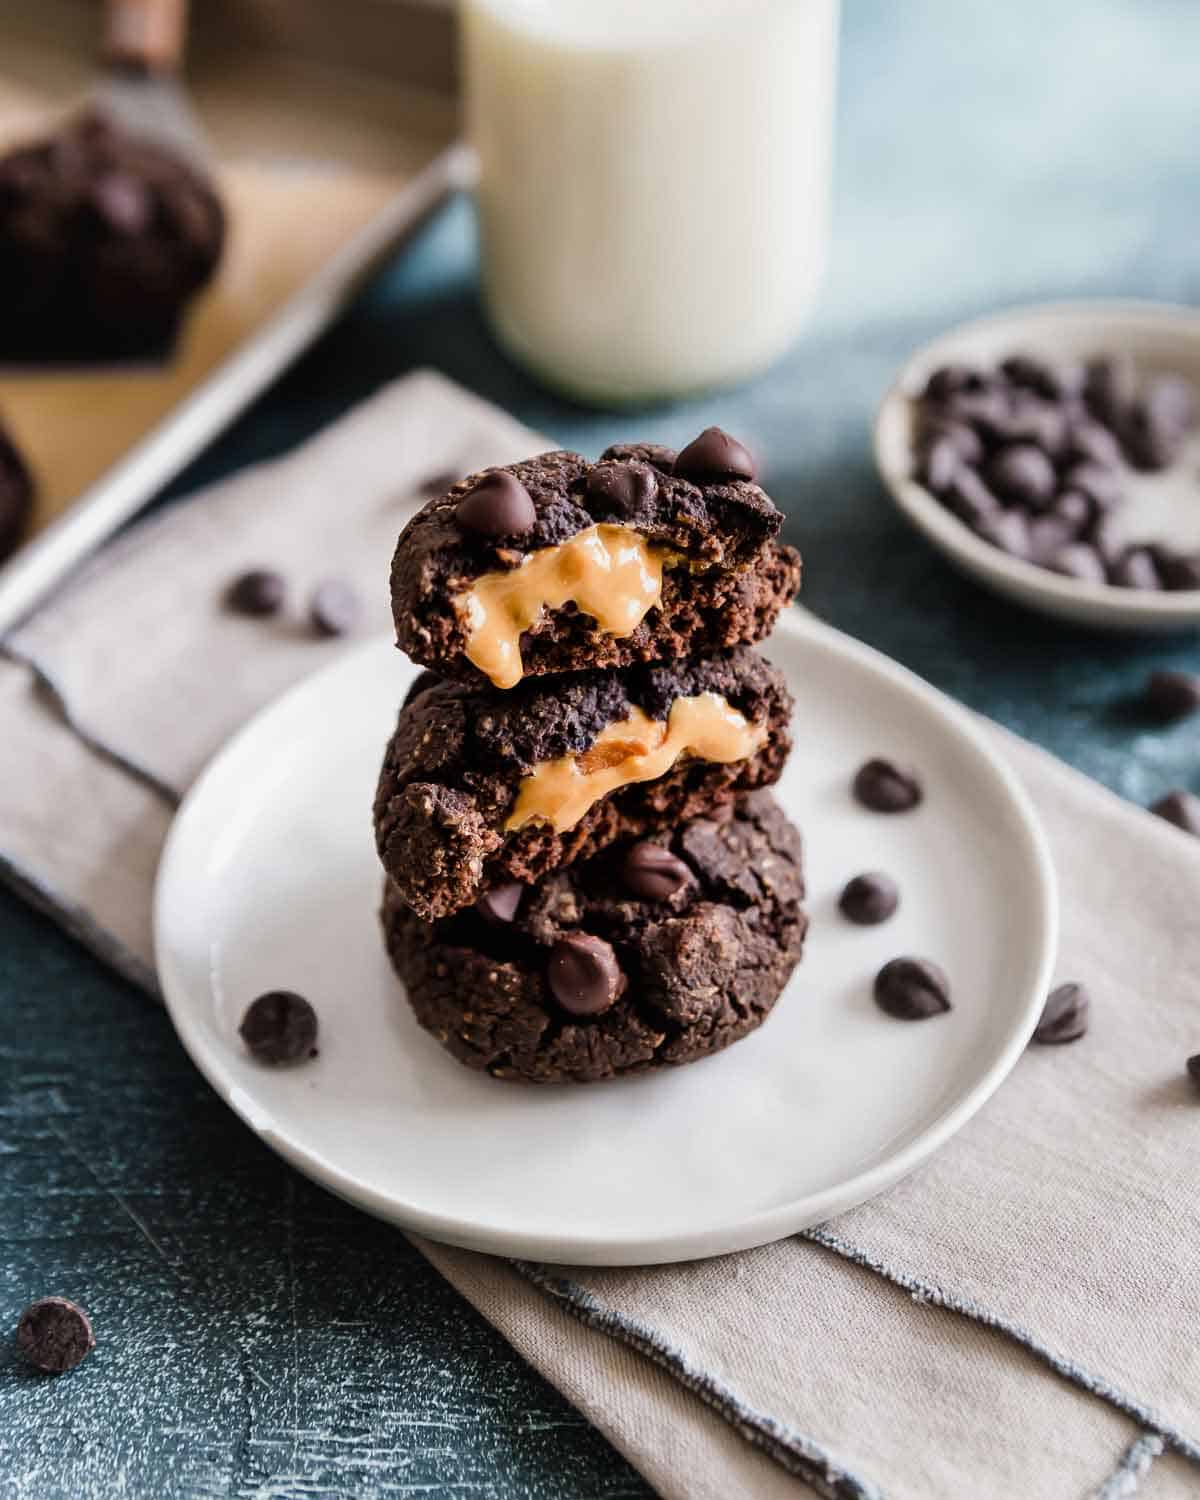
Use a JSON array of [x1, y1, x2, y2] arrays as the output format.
[[389, 434, 801, 688], [374, 647, 792, 921], [0, 111, 224, 361], [382, 790, 807, 1083]]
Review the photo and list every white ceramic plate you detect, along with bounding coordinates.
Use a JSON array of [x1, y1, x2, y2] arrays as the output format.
[[155, 614, 1057, 1266], [875, 300, 1200, 631]]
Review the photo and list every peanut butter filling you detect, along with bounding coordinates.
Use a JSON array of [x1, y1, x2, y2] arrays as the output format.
[[457, 523, 671, 689], [505, 693, 766, 834]]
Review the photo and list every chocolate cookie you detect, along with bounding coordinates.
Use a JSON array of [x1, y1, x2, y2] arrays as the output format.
[[382, 790, 807, 1083], [389, 438, 801, 688], [0, 111, 224, 361], [374, 647, 792, 921]]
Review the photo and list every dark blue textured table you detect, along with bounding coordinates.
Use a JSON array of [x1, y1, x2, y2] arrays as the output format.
[[4, 3, 1200, 1495]]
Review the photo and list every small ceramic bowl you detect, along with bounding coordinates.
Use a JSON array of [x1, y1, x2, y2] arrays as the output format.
[[874, 300, 1200, 631]]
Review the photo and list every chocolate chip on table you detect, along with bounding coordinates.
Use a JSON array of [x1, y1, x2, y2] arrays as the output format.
[[853, 758, 923, 813], [225, 568, 286, 617], [475, 880, 524, 926], [873, 958, 951, 1020], [310, 578, 360, 638], [454, 469, 537, 537], [839, 872, 899, 926], [239, 991, 318, 1064], [1109, 546, 1161, 591], [15, 1297, 95, 1374], [984, 443, 1056, 508], [1187, 1054, 1200, 1092], [547, 934, 626, 1017], [1142, 670, 1200, 723], [673, 426, 756, 483], [621, 841, 694, 901], [1032, 982, 1090, 1045], [1047, 542, 1106, 585], [585, 459, 659, 516], [1151, 789, 1200, 836]]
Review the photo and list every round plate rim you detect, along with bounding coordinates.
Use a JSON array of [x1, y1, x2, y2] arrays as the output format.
[[873, 298, 1200, 630], [154, 612, 1059, 1265]]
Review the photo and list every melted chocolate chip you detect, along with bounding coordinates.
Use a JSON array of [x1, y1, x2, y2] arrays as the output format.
[[1032, 982, 1090, 1045], [585, 459, 658, 517], [852, 758, 923, 813], [16, 1297, 95, 1374], [838, 872, 899, 926], [621, 842, 694, 901], [874, 958, 951, 1020], [455, 470, 536, 537], [225, 568, 286, 617], [673, 427, 756, 483], [239, 991, 319, 1064], [547, 934, 626, 1017], [310, 579, 361, 638], [1143, 670, 1200, 723], [476, 881, 524, 926]]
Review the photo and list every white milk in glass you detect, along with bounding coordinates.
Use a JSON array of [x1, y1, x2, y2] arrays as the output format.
[[462, 0, 839, 404]]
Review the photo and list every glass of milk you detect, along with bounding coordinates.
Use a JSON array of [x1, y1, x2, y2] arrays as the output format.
[[461, 0, 839, 405]]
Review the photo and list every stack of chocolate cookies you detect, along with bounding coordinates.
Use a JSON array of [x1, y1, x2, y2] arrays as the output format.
[[373, 429, 806, 1084]]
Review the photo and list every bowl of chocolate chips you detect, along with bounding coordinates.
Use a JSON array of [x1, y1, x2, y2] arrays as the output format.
[[874, 301, 1200, 629]]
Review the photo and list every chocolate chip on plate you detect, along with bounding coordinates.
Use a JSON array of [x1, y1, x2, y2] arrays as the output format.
[[1032, 982, 1090, 1045], [225, 568, 286, 617], [1151, 789, 1200, 835], [673, 427, 756, 483], [853, 757, 923, 813], [985, 442, 1056, 508], [16, 1297, 95, 1374], [839, 872, 899, 926], [476, 880, 524, 926], [239, 991, 319, 1064], [310, 578, 360, 638], [874, 958, 951, 1020], [1143, 670, 1200, 723], [455, 469, 537, 537], [586, 459, 659, 516], [1187, 1054, 1200, 1093], [547, 934, 626, 1017], [1047, 542, 1107, 585], [621, 841, 694, 900]]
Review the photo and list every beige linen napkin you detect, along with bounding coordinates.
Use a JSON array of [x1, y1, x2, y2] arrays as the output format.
[[1, 371, 1197, 1500]]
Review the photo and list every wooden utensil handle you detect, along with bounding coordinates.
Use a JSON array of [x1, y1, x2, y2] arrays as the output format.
[[103, 0, 188, 72]]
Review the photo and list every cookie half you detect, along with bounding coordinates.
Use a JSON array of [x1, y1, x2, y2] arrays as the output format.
[[382, 790, 807, 1084], [390, 440, 801, 688], [374, 647, 792, 921]]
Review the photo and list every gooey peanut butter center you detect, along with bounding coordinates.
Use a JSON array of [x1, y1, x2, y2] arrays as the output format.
[[457, 523, 670, 689], [505, 693, 766, 834]]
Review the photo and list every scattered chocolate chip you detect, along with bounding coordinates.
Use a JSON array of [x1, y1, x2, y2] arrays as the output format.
[[225, 568, 286, 617], [1109, 546, 1160, 590], [476, 880, 524, 926], [1032, 982, 1090, 1045], [838, 872, 899, 925], [1047, 542, 1106, 585], [239, 991, 318, 1064], [923, 364, 985, 402], [621, 841, 694, 901], [585, 460, 659, 517], [310, 579, 360, 638], [1151, 789, 1200, 835], [1142, 670, 1200, 722], [16, 1297, 95, 1374], [853, 758, 923, 813], [417, 469, 460, 498], [985, 443, 1056, 508], [547, 934, 626, 1017], [673, 427, 756, 483], [454, 469, 537, 537], [1187, 1054, 1200, 1093], [874, 958, 951, 1020]]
